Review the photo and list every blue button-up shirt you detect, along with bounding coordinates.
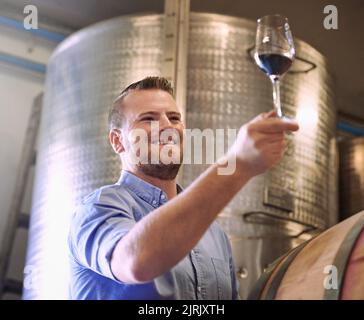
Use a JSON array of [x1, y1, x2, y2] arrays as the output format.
[[68, 170, 239, 300]]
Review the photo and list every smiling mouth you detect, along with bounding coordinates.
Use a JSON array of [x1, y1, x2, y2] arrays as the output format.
[[152, 142, 178, 146], [151, 139, 179, 145]]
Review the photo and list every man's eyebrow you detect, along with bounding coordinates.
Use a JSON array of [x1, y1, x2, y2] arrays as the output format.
[[137, 111, 182, 118], [166, 111, 181, 117], [137, 111, 159, 117]]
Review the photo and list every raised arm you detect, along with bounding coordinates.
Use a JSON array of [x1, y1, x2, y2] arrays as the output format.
[[110, 110, 299, 283]]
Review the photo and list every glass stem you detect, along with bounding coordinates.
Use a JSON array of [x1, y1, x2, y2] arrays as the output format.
[[271, 77, 282, 117]]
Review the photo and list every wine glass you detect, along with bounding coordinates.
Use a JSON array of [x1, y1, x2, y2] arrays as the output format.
[[254, 14, 295, 118]]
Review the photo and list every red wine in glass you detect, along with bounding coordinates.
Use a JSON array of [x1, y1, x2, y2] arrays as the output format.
[[254, 15, 295, 117], [256, 53, 293, 77]]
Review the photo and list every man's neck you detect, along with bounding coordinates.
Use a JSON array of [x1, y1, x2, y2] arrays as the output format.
[[127, 169, 178, 200]]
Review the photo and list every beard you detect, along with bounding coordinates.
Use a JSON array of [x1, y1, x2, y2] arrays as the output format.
[[136, 163, 181, 180], [126, 135, 183, 180]]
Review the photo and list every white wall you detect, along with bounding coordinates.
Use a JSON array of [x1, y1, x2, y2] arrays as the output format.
[[0, 19, 61, 298]]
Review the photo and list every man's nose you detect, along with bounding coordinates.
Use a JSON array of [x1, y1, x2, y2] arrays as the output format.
[[159, 114, 173, 130]]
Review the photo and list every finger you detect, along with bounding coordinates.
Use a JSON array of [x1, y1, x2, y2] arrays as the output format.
[[252, 131, 284, 138], [252, 118, 299, 133], [265, 139, 286, 149], [251, 112, 268, 122], [260, 137, 285, 150], [263, 109, 278, 119], [251, 109, 277, 122], [252, 132, 284, 144], [268, 138, 286, 147]]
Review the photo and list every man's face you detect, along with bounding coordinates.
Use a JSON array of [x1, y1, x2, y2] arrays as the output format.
[[118, 89, 184, 180]]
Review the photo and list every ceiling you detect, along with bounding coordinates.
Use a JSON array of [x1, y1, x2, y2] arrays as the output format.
[[1, 0, 363, 120]]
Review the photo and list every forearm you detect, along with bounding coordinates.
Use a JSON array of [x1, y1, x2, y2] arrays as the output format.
[[111, 155, 253, 283]]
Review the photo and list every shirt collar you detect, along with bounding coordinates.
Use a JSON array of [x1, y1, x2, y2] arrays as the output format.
[[117, 170, 183, 208]]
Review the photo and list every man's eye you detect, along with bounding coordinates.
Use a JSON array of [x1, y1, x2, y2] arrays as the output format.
[[170, 117, 181, 122], [141, 117, 155, 122]]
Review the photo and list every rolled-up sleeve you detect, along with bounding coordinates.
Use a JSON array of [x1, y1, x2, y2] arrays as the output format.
[[69, 189, 136, 281]]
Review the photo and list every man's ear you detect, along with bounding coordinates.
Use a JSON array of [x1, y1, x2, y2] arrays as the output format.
[[109, 129, 125, 154]]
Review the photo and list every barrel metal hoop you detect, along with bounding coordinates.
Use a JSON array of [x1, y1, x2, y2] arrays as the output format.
[[248, 240, 309, 300], [247, 254, 286, 300], [323, 216, 364, 300], [264, 240, 310, 300]]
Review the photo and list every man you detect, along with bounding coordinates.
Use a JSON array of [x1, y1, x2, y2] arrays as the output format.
[[68, 76, 299, 299]]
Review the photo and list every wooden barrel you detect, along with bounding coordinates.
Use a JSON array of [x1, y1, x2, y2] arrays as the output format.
[[248, 211, 364, 300]]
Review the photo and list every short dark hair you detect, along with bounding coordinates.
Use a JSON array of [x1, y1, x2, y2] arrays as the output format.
[[108, 76, 174, 130]]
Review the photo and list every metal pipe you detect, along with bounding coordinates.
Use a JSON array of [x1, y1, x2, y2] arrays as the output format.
[[337, 122, 364, 136], [0, 15, 67, 43], [0, 51, 46, 74]]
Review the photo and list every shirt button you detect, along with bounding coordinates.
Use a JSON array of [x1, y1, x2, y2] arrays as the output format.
[[152, 200, 157, 206], [197, 286, 201, 293], [161, 194, 166, 200]]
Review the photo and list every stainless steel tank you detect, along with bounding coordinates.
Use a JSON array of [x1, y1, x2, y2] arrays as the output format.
[[24, 13, 337, 299], [183, 14, 337, 298], [339, 137, 364, 220]]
